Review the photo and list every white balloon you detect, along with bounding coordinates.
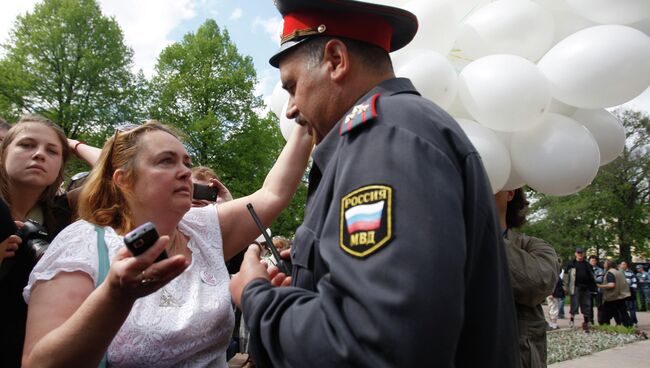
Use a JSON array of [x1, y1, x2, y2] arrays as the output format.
[[547, 8, 595, 45], [571, 109, 626, 165], [538, 25, 650, 108], [444, 55, 472, 118], [511, 113, 600, 196], [397, 49, 457, 109], [405, 0, 459, 55], [533, 0, 571, 11], [502, 167, 527, 191], [456, 0, 555, 62], [270, 82, 289, 119], [492, 131, 527, 190], [459, 54, 551, 132], [547, 99, 577, 116], [566, 0, 650, 25], [448, 95, 473, 120], [456, 119, 511, 193], [630, 18, 650, 39], [453, 0, 492, 20], [279, 100, 295, 141], [390, 48, 421, 72], [365, 0, 410, 6]]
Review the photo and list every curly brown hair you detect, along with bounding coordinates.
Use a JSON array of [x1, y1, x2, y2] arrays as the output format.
[[191, 166, 220, 181]]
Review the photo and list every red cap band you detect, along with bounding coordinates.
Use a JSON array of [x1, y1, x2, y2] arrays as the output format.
[[282, 10, 393, 52]]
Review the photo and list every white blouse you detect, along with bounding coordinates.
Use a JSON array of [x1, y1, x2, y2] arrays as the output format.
[[24, 205, 234, 368]]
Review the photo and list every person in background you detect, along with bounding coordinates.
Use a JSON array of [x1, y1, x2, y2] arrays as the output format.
[[589, 255, 604, 319], [22, 120, 312, 367], [272, 236, 291, 253], [66, 136, 101, 166], [191, 166, 233, 206], [558, 269, 566, 320], [0, 118, 12, 143], [597, 260, 631, 327], [230, 1, 520, 367], [0, 114, 73, 367], [547, 268, 564, 331], [636, 265, 650, 312], [620, 260, 638, 326], [563, 247, 596, 331], [496, 188, 559, 368]]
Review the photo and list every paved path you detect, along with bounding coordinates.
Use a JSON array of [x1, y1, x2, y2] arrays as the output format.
[[549, 339, 650, 367], [546, 305, 650, 367]]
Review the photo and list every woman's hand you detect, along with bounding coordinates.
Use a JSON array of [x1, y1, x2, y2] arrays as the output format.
[[105, 236, 189, 301]]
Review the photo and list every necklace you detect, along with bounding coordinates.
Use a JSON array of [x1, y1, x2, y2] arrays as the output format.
[[158, 228, 186, 308], [167, 229, 185, 256]]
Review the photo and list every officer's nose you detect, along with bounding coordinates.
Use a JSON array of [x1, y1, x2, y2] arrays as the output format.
[[286, 97, 300, 122]]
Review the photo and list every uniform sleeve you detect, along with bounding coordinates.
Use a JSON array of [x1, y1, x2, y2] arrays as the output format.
[[23, 220, 99, 302], [504, 233, 560, 307], [242, 124, 518, 367]]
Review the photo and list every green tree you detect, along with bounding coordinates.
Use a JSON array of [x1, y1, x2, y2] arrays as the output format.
[[150, 19, 261, 163], [150, 19, 306, 237], [0, 0, 138, 138], [525, 109, 650, 263]]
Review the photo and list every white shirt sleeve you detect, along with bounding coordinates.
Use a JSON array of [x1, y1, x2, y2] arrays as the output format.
[[23, 220, 101, 303]]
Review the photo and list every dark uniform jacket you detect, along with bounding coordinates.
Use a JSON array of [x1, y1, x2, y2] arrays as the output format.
[[242, 78, 520, 368]]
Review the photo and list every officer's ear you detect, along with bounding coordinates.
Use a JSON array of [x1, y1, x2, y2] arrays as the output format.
[[322, 39, 349, 82]]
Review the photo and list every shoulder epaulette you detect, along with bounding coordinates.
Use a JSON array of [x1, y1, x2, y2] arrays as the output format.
[[339, 93, 380, 136]]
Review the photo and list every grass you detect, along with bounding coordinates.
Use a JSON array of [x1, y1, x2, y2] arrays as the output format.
[[590, 324, 636, 334]]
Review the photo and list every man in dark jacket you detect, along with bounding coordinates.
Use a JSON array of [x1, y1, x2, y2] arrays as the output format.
[[229, 1, 520, 367], [563, 248, 596, 331]]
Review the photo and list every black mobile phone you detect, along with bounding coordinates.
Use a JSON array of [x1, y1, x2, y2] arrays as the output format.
[[123, 222, 168, 262], [193, 183, 219, 202]]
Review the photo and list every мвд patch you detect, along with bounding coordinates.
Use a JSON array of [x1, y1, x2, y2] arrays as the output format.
[[340, 185, 392, 257]]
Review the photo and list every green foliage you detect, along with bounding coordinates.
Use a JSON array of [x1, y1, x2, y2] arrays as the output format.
[[0, 0, 141, 139], [150, 19, 305, 237], [524, 109, 650, 264], [590, 324, 636, 334], [0, 4, 306, 237]]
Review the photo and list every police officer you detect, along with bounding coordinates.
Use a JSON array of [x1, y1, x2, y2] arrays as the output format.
[[230, 1, 519, 367]]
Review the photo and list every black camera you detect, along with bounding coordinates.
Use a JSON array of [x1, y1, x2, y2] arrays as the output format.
[[15, 219, 50, 262], [0, 219, 50, 282]]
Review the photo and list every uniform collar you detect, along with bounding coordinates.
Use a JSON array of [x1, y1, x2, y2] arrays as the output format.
[[311, 77, 419, 171]]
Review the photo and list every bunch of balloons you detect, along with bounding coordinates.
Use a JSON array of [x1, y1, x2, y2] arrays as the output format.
[[269, 0, 650, 196]]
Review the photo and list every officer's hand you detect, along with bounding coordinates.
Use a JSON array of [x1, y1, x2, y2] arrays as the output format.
[[268, 249, 292, 286], [230, 244, 270, 308]]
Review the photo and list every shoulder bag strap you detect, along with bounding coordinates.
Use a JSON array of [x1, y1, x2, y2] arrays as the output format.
[[94, 226, 110, 368]]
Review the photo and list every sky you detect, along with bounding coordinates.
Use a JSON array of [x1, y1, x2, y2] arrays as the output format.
[[0, 0, 648, 114], [0, 0, 283, 106]]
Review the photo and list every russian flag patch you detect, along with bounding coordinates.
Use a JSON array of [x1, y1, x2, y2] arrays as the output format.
[[340, 184, 393, 258]]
